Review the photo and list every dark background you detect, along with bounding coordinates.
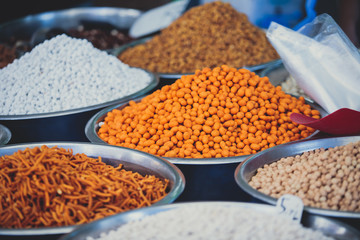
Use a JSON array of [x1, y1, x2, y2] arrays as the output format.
[[0, 0, 358, 46]]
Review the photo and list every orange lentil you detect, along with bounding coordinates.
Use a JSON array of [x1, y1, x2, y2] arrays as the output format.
[[98, 65, 320, 158]]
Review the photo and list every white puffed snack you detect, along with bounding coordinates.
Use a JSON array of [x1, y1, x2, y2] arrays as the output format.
[[86, 203, 333, 240], [0, 34, 152, 115]]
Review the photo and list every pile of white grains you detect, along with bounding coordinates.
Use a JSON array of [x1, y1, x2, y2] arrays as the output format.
[[0, 34, 152, 115], [281, 75, 310, 99], [86, 203, 333, 240], [250, 141, 360, 212]]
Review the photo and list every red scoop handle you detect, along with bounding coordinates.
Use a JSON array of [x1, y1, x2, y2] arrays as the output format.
[[290, 108, 360, 135]]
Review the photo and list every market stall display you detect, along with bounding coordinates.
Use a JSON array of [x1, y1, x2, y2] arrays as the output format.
[[0, 1, 359, 239], [85, 65, 326, 202], [59, 202, 360, 240], [117, 2, 280, 78], [0, 7, 141, 54], [0, 34, 158, 143], [235, 135, 360, 218], [86, 65, 325, 159], [0, 142, 184, 237]]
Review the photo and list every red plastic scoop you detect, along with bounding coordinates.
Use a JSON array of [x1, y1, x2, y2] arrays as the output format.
[[290, 108, 360, 135]]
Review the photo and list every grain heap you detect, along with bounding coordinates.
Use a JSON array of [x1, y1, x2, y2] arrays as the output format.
[[0, 145, 169, 228], [98, 65, 320, 158], [249, 141, 360, 212], [68, 25, 133, 50], [282, 75, 310, 99], [0, 34, 152, 115], [118, 1, 279, 73], [86, 203, 333, 240]]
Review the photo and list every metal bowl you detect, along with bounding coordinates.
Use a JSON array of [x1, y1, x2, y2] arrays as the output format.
[[85, 96, 326, 202], [0, 142, 185, 237], [0, 71, 158, 144], [234, 135, 360, 218], [0, 7, 142, 53], [85, 96, 327, 165], [59, 201, 360, 240], [0, 124, 11, 145], [114, 37, 282, 80]]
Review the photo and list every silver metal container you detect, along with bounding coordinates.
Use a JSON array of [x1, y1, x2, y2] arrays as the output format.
[[0, 142, 185, 237], [0, 124, 11, 145], [0, 7, 159, 144], [235, 135, 360, 218], [59, 201, 360, 240], [0, 71, 158, 144], [85, 96, 327, 202], [0, 7, 142, 52], [114, 37, 282, 81]]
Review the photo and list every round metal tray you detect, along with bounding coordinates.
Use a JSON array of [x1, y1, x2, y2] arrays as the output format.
[[113, 37, 282, 80], [85, 96, 327, 165], [0, 124, 11, 145], [59, 201, 360, 240], [0, 142, 185, 237], [235, 135, 360, 218]]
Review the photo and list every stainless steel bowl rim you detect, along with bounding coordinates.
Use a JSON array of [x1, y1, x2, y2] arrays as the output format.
[[234, 135, 360, 218], [0, 141, 185, 236], [85, 95, 327, 165], [0, 7, 143, 32], [113, 37, 282, 79], [0, 70, 158, 120], [59, 201, 360, 240]]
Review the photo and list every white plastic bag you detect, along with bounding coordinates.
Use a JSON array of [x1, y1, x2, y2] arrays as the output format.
[[266, 13, 360, 113]]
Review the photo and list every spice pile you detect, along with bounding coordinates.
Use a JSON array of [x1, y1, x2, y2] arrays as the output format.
[[86, 203, 333, 240], [249, 141, 360, 212], [0, 34, 152, 115], [0, 145, 169, 228], [118, 1, 279, 73], [68, 25, 133, 50], [0, 43, 16, 69], [98, 65, 320, 158]]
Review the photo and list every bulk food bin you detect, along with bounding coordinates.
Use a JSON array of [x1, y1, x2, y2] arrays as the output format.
[[0, 142, 185, 239], [114, 37, 281, 81], [0, 7, 160, 144], [60, 202, 360, 240], [235, 135, 360, 230], [113, 1, 281, 89], [0, 7, 143, 54], [85, 93, 327, 202]]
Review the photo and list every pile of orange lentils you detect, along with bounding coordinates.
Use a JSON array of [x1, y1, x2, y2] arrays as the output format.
[[98, 65, 320, 158]]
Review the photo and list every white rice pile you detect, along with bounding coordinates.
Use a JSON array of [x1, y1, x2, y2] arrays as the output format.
[[86, 203, 333, 240]]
